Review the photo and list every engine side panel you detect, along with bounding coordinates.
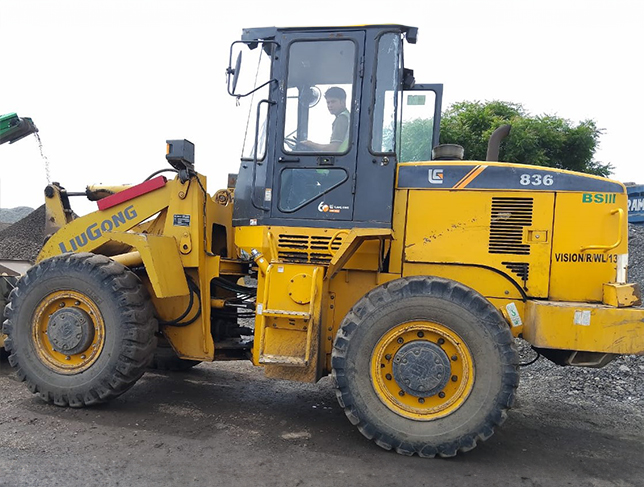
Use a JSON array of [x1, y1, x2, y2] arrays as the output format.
[[549, 192, 629, 302], [403, 190, 555, 298]]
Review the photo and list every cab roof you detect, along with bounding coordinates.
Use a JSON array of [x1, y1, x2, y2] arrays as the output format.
[[241, 25, 418, 44]]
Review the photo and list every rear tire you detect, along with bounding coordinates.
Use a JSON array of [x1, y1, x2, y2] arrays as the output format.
[[332, 276, 518, 457], [2, 253, 157, 407]]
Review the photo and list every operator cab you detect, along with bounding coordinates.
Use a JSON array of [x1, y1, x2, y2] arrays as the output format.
[[227, 25, 442, 229]]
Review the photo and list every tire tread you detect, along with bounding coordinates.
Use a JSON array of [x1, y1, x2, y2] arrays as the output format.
[[331, 275, 519, 457], [3, 252, 157, 407]]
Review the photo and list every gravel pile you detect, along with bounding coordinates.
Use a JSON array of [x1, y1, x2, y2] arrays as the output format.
[[0, 205, 46, 262], [0, 206, 34, 224], [627, 224, 644, 288]]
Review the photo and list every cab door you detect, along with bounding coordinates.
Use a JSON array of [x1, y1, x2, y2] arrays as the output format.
[[270, 31, 365, 223]]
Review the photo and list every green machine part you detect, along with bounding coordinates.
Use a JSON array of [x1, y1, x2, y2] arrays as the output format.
[[0, 113, 38, 145]]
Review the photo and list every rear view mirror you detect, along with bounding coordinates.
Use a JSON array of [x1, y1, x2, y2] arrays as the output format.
[[228, 52, 242, 95], [226, 41, 278, 99]]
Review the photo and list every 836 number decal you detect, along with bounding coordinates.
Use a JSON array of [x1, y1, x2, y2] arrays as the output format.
[[520, 174, 553, 186]]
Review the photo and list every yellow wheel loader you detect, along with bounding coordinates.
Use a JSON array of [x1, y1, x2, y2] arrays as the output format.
[[3, 25, 643, 457]]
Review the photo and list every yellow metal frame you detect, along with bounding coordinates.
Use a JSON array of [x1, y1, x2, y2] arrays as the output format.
[[30, 157, 643, 380], [523, 300, 644, 355], [37, 174, 244, 362]]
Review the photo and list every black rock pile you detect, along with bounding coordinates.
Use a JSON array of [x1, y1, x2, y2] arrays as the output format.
[[628, 224, 644, 289], [0, 205, 46, 262]]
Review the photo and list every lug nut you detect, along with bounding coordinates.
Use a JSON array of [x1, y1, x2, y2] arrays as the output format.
[[452, 375, 458, 382], [437, 338, 445, 345], [417, 331, 424, 338], [385, 374, 392, 380], [438, 392, 446, 398], [397, 337, 404, 344]]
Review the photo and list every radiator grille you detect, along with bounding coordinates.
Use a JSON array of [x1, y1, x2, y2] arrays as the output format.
[[277, 234, 343, 264], [489, 197, 533, 255]]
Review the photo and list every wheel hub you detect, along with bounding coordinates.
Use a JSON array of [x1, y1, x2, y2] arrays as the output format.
[[47, 307, 95, 355], [392, 341, 451, 397], [370, 321, 475, 420]]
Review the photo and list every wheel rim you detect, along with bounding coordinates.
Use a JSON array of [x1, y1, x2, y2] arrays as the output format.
[[32, 290, 106, 374], [371, 321, 474, 421]]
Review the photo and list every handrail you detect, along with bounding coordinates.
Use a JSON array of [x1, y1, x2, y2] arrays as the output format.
[[328, 230, 350, 256], [580, 208, 624, 252]]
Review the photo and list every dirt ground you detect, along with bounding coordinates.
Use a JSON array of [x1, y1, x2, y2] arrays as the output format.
[[0, 359, 642, 487]]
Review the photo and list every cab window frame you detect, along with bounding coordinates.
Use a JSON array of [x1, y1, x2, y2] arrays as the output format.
[[277, 166, 349, 213], [282, 37, 359, 156], [369, 30, 403, 156]]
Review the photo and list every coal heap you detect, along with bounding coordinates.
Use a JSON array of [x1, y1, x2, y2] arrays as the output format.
[[0, 205, 46, 262]]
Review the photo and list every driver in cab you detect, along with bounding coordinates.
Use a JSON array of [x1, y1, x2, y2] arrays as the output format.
[[300, 87, 350, 152]]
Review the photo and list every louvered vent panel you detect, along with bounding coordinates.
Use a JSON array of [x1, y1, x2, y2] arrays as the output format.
[[489, 197, 533, 255], [278, 234, 343, 264], [502, 262, 530, 282]]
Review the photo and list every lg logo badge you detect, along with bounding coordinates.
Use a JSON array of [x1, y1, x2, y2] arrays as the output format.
[[428, 169, 444, 184]]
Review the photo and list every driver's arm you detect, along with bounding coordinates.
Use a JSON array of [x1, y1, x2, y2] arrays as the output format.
[[300, 114, 348, 152]]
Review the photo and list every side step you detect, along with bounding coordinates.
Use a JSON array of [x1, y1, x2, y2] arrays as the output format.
[[256, 266, 322, 367]]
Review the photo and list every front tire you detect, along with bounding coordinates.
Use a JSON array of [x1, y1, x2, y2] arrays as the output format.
[[332, 276, 518, 457], [3, 253, 157, 407]]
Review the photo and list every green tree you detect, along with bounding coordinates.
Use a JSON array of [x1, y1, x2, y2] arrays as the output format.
[[398, 118, 434, 163], [438, 101, 613, 177]]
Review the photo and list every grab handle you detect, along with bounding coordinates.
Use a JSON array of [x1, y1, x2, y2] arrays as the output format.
[[580, 208, 623, 252]]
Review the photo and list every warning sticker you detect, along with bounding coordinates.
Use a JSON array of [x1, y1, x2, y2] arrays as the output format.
[[574, 310, 591, 326], [505, 303, 523, 327]]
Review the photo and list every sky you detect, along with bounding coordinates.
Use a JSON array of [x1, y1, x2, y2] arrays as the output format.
[[1, 0, 642, 215]]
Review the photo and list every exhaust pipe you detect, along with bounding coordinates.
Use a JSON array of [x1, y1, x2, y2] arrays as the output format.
[[486, 124, 511, 162]]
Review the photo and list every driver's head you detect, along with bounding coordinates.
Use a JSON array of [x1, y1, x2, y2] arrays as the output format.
[[325, 87, 347, 115]]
